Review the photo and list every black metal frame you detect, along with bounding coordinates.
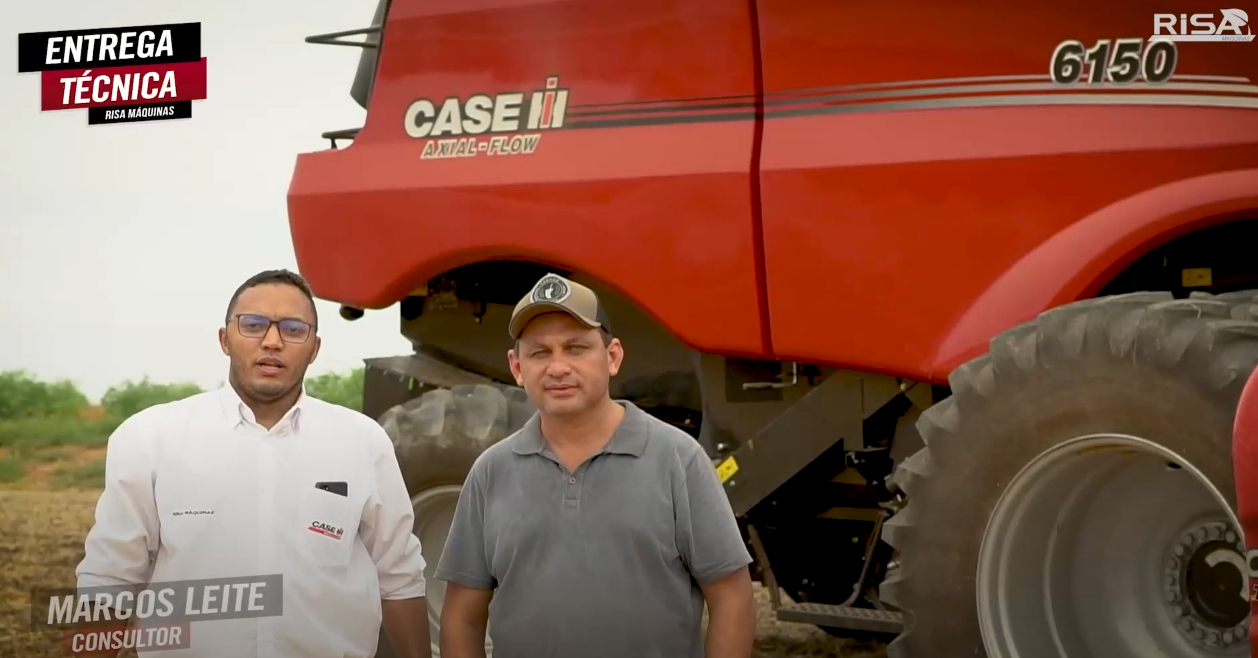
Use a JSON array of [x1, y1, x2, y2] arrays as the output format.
[[321, 128, 361, 150], [304, 17, 384, 149], [304, 26, 381, 48]]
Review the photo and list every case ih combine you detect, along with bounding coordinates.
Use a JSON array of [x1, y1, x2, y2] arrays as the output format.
[[288, 2, 1258, 657]]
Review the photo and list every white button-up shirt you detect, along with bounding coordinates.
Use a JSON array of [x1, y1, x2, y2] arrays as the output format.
[[76, 385, 426, 658]]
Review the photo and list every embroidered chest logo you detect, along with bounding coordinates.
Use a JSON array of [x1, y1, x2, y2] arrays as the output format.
[[309, 521, 344, 540], [172, 509, 214, 517]]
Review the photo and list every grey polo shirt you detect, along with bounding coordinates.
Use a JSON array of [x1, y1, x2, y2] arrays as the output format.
[[433, 400, 753, 658]]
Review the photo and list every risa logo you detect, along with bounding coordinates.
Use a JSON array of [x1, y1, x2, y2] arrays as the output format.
[[403, 76, 570, 160], [308, 521, 344, 540]]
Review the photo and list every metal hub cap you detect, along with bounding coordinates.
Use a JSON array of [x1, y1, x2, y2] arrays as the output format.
[[976, 433, 1251, 658], [1163, 520, 1250, 650]]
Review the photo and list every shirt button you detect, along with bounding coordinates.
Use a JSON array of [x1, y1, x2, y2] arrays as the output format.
[[569, 477, 576, 484]]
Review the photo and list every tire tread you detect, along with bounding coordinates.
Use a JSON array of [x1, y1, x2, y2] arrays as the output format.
[[879, 289, 1258, 657]]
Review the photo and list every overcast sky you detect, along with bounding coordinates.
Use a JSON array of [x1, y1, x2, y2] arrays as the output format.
[[1, 0, 413, 401]]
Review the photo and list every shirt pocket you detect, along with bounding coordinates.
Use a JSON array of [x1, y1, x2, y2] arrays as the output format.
[[155, 465, 225, 552], [297, 485, 356, 567]]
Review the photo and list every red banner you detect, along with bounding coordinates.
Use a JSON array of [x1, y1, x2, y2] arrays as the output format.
[[61, 621, 192, 656], [40, 58, 206, 111]]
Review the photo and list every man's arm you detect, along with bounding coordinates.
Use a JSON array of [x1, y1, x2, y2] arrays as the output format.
[[676, 447, 757, 658], [359, 428, 430, 658], [73, 415, 160, 658], [382, 597, 430, 658], [77, 414, 159, 590], [433, 456, 496, 658], [699, 566, 756, 658], [440, 582, 493, 658]]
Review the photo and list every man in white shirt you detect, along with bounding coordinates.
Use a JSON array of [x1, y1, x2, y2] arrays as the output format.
[[75, 269, 431, 658]]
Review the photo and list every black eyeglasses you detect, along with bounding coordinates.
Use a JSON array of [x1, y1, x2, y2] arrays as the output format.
[[231, 314, 316, 344]]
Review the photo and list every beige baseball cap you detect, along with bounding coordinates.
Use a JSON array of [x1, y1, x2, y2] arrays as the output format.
[[509, 273, 612, 340]]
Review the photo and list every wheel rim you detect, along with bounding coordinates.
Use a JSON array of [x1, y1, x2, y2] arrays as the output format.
[[412, 485, 494, 658], [976, 433, 1251, 658]]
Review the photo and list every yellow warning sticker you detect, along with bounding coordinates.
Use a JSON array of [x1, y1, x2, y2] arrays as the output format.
[[1181, 267, 1213, 287], [716, 456, 740, 483]]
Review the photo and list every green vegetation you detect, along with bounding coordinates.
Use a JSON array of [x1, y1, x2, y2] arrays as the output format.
[[101, 378, 207, 420], [0, 456, 25, 484], [52, 459, 110, 490], [0, 370, 90, 420], [0, 367, 365, 489], [305, 368, 365, 411]]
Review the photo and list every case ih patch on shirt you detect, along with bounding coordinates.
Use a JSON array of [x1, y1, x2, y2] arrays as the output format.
[[309, 521, 344, 540]]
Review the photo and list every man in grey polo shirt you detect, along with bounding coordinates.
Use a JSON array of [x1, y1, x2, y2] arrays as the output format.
[[435, 273, 756, 658]]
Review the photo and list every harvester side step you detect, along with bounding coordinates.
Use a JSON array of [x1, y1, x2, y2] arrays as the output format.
[[775, 603, 904, 634]]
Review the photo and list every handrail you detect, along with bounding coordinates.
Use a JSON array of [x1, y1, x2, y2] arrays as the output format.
[[304, 26, 381, 48], [322, 128, 361, 149]]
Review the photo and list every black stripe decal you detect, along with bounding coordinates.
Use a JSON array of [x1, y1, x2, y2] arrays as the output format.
[[562, 93, 1258, 129], [567, 80, 1258, 121], [566, 74, 1251, 112]]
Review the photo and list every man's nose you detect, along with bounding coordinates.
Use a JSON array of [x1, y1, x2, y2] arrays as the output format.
[[544, 358, 572, 377], [261, 324, 285, 349]]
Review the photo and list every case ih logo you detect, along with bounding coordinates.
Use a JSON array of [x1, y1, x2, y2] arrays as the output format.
[[308, 521, 343, 540], [403, 76, 569, 160]]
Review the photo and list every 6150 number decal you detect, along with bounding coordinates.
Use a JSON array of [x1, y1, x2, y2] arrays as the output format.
[[1050, 38, 1178, 85]]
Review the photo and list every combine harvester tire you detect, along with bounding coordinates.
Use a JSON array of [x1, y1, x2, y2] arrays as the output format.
[[376, 382, 535, 658], [880, 290, 1258, 658]]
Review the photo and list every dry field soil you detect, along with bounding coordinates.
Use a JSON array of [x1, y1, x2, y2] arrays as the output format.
[[0, 490, 885, 658]]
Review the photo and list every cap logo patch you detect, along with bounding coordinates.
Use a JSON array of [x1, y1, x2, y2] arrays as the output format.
[[532, 275, 571, 304]]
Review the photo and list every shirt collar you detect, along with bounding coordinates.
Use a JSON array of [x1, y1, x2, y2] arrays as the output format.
[[514, 400, 650, 458], [218, 383, 310, 431]]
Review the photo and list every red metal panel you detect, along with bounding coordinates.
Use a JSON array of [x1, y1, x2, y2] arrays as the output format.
[[287, 0, 767, 356], [754, 0, 1258, 381]]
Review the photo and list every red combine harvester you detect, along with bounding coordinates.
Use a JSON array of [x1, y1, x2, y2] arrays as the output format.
[[287, 2, 1258, 657]]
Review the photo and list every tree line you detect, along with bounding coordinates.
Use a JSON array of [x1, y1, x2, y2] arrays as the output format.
[[0, 368, 365, 421]]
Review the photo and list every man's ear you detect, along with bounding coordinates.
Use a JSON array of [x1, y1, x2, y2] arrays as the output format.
[[218, 327, 230, 356], [507, 348, 524, 386], [607, 338, 624, 377]]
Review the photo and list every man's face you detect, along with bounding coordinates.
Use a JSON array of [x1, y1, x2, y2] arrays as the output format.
[[508, 312, 623, 417], [217, 283, 321, 403]]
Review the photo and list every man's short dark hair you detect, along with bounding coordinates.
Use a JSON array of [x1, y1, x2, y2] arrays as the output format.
[[225, 269, 319, 328]]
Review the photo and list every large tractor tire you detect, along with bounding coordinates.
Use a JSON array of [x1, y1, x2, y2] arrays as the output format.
[[879, 291, 1258, 658], [374, 382, 536, 658]]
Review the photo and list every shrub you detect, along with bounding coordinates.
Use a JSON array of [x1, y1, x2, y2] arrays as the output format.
[[0, 456, 26, 483], [100, 378, 204, 420], [52, 458, 107, 490], [305, 367, 365, 411], [0, 416, 121, 452], [0, 370, 90, 420]]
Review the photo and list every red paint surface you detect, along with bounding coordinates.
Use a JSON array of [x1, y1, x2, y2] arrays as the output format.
[[287, 0, 1258, 376], [289, 0, 766, 356], [61, 621, 192, 656]]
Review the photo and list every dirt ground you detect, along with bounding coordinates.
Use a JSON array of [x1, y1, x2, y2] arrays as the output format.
[[0, 490, 885, 658]]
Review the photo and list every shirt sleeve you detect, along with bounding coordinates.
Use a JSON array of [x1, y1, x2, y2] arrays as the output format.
[[76, 414, 160, 591], [676, 446, 754, 585], [359, 426, 428, 600], [433, 455, 495, 590]]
